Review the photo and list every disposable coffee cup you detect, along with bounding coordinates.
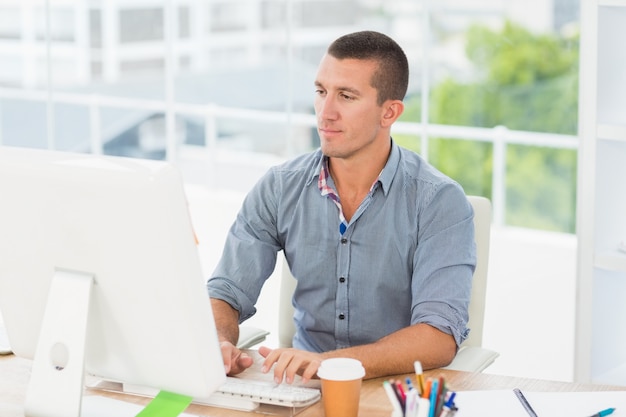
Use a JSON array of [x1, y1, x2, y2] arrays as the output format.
[[316, 358, 365, 417]]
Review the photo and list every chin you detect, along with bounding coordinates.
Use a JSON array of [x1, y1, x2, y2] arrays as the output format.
[[319, 142, 334, 157]]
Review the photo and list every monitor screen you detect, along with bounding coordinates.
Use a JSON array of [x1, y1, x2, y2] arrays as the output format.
[[0, 146, 226, 416]]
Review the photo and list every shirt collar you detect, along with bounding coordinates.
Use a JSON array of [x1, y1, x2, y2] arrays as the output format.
[[378, 139, 400, 196], [307, 138, 401, 195], [306, 151, 326, 187]]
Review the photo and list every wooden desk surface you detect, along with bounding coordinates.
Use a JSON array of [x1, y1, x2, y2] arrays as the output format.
[[2, 353, 624, 417]]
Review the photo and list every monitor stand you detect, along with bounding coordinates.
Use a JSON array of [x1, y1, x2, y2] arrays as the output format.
[[24, 269, 93, 417], [3, 270, 197, 417], [6, 269, 192, 417]]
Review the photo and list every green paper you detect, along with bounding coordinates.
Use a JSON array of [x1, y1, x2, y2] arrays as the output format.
[[135, 390, 194, 417]]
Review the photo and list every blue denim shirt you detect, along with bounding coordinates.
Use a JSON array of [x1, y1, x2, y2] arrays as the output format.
[[207, 141, 475, 352]]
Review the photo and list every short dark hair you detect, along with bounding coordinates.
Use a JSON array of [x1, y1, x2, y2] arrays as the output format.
[[327, 31, 409, 105]]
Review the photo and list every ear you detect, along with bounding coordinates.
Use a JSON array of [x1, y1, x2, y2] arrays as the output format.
[[380, 100, 404, 127]]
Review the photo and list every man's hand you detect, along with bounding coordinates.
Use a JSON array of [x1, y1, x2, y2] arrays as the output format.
[[220, 340, 254, 375], [258, 346, 323, 384]]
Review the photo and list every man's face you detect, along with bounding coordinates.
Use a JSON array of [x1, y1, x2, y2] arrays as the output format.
[[314, 54, 386, 160]]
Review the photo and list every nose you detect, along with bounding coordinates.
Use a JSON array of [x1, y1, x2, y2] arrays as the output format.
[[316, 95, 338, 121]]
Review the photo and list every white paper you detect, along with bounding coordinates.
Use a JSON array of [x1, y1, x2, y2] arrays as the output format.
[[454, 390, 626, 417]]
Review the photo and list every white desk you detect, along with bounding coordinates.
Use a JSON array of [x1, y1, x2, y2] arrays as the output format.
[[2, 353, 625, 417]]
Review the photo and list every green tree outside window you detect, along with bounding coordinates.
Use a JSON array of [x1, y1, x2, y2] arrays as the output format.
[[397, 21, 579, 233]]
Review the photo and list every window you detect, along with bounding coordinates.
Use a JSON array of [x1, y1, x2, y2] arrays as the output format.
[[0, 7, 20, 40], [119, 8, 164, 43], [35, 8, 75, 42], [0, 0, 581, 232], [210, 3, 248, 32]]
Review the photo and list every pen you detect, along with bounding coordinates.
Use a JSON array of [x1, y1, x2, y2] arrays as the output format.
[[588, 408, 616, 417], [444, 391, 456, 409], [393, 379, 407, 412], [416, 397, 431, 417], [414, 361, 426, 396], [428, 379, 438, 417], [406, 377, 415, 392], [405, 388, 419, 417], [435, 376, 446, 416], [383, 380, 403, 416], [513, 388, 538, 417], [439, 392, 457, 417], [439, 406, 458, 417], [395, 379, 407, 403], [422, 378, 432, 399]]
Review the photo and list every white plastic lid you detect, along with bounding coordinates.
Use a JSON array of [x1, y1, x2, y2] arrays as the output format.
[[316, 358, 365, 381]]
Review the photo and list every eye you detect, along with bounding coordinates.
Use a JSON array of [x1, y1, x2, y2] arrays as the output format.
[[315, 89, 326, 96], [340, 92, 355, 101]]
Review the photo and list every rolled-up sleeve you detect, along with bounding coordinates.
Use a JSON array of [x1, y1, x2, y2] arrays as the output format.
[[410, 182, 475, 346], [207, 169, 282, 322]]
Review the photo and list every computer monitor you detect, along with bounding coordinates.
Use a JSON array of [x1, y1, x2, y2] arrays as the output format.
[[0, 146, 226, 416]]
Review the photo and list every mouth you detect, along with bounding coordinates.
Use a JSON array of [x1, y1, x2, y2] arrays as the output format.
[[318, 127, 341, 137]]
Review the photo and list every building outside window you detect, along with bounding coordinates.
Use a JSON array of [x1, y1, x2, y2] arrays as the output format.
[[0, 0, 580, 232]]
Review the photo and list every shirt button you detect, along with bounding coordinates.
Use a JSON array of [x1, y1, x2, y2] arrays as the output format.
[[339, 276, 346, 283], [338, 313, 345, 320], [341, 238, 348, 244]]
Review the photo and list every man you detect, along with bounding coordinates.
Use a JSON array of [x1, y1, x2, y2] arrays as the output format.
[[207, 30, 475, 384]]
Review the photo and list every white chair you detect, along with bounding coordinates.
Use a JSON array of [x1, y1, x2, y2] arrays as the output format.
[[442, 196, 499, 372], [238, 195, 499, 373]]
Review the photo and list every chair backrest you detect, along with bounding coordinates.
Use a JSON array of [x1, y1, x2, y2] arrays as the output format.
[[461, 195, 492, 348], [277, 195, 492, 349]]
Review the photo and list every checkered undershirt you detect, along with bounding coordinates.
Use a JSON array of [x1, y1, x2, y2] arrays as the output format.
[[318, 157, 381, 236]]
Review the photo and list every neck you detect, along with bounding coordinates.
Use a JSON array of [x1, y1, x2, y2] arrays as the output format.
[[328, 141, 391, 196]]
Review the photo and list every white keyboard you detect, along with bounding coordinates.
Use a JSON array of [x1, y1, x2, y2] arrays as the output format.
[[195, 376, 321, 410], [88, 350, 321, 412], [119, 377, 321, 412]]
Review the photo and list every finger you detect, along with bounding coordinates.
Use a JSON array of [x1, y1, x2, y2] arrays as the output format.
[[300, 359, 322, 384], [283, 353, 317, 384], [273, 351, 297, 384], [259, 346, 281, 374], [258, 345, 273, 358], [236, 351, 254, 371], [283, 356, 304, 384], [229, 350, 253, 375], [219, 342, 234, 373], [219, 342, 253, 376]]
